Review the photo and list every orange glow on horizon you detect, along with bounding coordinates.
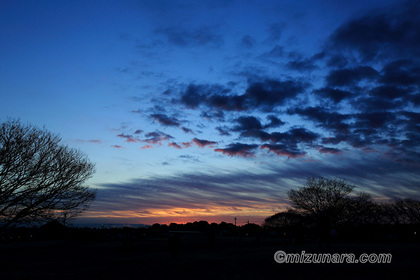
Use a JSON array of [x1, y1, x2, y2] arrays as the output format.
[[81, 204, 289, 225]]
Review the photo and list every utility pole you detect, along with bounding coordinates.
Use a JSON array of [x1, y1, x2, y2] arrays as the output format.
[[234, 217, 237, 227]]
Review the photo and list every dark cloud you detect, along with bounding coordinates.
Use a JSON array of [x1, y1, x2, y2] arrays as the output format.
[[168, 142, 182, 149], [233, 116, 263, 132], [244, 79, 307, 109], [260, 143, 305, 158], [201, 110, 225, 121], [206, 93, 246, 111], [264, 115, 285, 128], [263, 45, 285, 58], [216, 126, 230, 136], [329, 0, 420, 61], [289, 107, 350, 133], [180, 84, 231, 109], [178, 78, 307, 112], [155, 26, 223, 47], [117, 133, 140, 143], [150, 113, 180, 127], [181, 127, 194, 134], [326, 54, 349, 68], [192, 138, 217, 148], [240, 35, 257, 48], [353, 112, 395, 130], [312, 87, 353, 104], [137, 0, 419, 166], [369, 85, 410, 100], [143, 131, 174, 144], [286, 58, 318, 72], [326, 66, 379, 87], [317, 146, 342, 155], [285, 127, 319, 143], [266, 22, 286, 42], [353, 96, 405, 113], [379, 59, 420, 86], [214, 143, 258, 157]]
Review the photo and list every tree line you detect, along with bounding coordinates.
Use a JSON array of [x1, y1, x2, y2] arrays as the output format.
[[264, 177, 420, 228]]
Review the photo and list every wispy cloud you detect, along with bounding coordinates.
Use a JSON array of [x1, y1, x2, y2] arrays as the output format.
[[111, 145, 124, 149]]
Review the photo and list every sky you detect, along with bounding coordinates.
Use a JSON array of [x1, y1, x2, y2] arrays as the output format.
[[1, 0, 419, 226]]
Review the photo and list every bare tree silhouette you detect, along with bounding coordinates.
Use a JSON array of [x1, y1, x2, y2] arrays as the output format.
[[288, 177, 356, 247], [0, 119, 96, 229], [288, 178, 354, 218]]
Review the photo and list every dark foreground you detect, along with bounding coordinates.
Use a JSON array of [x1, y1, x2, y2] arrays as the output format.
[[1, 237, 419, 280]]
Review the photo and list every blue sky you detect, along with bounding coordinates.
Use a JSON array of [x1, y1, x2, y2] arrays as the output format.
[[1, 0, 419, 225]]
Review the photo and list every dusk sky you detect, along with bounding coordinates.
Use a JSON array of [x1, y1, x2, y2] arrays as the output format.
[[1, 0, 419, 225]]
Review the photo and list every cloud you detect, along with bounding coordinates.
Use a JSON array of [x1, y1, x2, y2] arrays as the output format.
[[286, 57, 318, 72], [379, 59, 420, 86], [192, 138, 217, 148], [143, 131, 174, 144], [369, 85, 410, 100], [141, 145, 154, 149], [180, 83, 231, 109], [90, 167, 294, 222], [240, 35, 256, 48], [260, 144, 305, 158], [264, 115, 285, 128], [111, 145, 124, 149], [289, 106, 350, 133], [150, 113, 180, 127], [326, 66, 379, 87], [233, 116, 263, 132], [87, 151, 420, 223], [155, 26, 223, 47], [244, 79, 307, 109], [178, 78, 307, 112], [214, 143, 258, 157], [76, 139, 102, 144], [135, 0, 419, 166], [262, 45, 284, 58], [168, 142, 182, 149], [266, 22, 286, 42], [316, 146, 343, 155], [180, 142, 192, 148], [216, 126, 230, 136], [329, 0, 420, 61], [312, 87, 353, 104], [181, 127, 194, 134], [117, 133, 140, 143]]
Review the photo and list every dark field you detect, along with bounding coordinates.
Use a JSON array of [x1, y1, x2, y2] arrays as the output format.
[[1, 236, 419, 280]]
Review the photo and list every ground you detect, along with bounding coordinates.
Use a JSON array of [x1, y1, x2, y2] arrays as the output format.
[[0, 237, 419, 279]]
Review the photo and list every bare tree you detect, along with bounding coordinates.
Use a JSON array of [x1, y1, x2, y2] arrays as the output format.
[[288, 177, 355, 218], [337, 192, 377, 225], [287, 177, 356, 247], [379, 198, 420, 225], [0, 119, 96, 229]]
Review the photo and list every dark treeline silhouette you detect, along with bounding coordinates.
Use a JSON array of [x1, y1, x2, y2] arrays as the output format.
[[0, 219, 262, 244], [264, 178, 420, 245]]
